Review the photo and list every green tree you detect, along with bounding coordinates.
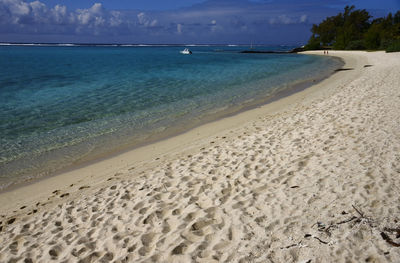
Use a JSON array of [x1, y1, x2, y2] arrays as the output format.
[[305, 34, 321, 50], [306, 6, 400, 51], [394, 10, 400, 24], [307, 6, 371, 50], [365, 12, 400, 50], [313, 16, 340, 45], [334, 6, 371, 49], [392, 11, 400, 38], [364, 22, 382, 49]]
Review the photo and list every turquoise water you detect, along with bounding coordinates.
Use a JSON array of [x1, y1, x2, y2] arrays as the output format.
[[0, 45, 341, 189]]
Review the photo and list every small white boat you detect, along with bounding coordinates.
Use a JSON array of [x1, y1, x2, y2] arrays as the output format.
[[180, 48, 192, 55]]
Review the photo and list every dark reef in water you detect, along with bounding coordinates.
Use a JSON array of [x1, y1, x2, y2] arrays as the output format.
[[240, 47, 305, 54]]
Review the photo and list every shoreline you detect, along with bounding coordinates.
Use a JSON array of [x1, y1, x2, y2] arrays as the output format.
[[1, 51, 399, 262], [0, 54, 342, 192], [0, 52, 362, 212]]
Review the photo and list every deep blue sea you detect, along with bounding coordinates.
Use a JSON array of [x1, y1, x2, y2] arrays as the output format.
[[0, 45, 342, 189]]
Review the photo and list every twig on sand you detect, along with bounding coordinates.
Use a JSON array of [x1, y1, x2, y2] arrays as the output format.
[[381, 232, 400, 247], [350, 205, 400, 247], [351, 205, 364, 218], [384, 227, 400, 238], [288, 204, 400, 249], [283, 243, 299, 249], [310, 205, 370, 242], [313, 236, 329, 245], [336, 216, 357, 225], [381, 228, 400, 247]]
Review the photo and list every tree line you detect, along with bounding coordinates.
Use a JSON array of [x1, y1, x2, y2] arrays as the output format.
[[306, 6, 400, 52]]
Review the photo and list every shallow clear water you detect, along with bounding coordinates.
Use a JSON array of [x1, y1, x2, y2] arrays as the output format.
[[0, 45, 342, 189]]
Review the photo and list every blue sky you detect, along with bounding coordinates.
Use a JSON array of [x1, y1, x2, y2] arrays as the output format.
[[0, 0, 398, 44]]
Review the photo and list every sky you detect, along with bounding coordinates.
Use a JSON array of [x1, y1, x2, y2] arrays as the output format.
[[0, 0, 399, 44]]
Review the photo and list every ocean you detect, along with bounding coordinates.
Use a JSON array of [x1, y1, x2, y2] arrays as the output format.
[[0, 45, 342, 189]]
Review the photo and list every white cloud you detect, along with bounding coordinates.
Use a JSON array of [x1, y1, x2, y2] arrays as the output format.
[[177, 23, 183, 34], [209, 19, 220, 32], [89, 3, 102, 14], [269, 14, 309, 25], [300, 14, 308, 23], [52, 5, 67, 24], [75, 3, 104, 26], [278, 15, 292, 24], [7, 0, 30, 16], [137, 12, 158, 27], [137, 12, 145, 24], [150, 19, 158, 27], [109, 10, 122, 27], [0, 0, 108, 28]]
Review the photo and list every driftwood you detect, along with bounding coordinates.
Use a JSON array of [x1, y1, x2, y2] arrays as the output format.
[[381, 227, 400, 247], [283, 204, 400, 250], [351, 205, 364, 217], [381, 232, 400, 247], [313, 236, 329, 244]]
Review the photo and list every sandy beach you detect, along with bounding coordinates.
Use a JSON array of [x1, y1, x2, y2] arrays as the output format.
[[1, 50, 399, 262]]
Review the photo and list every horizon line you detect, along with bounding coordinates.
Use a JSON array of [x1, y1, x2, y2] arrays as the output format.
[[0, 42, 302, 47]]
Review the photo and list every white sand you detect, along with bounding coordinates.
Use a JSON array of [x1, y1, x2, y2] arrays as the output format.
[[0, 51, 399, 262]]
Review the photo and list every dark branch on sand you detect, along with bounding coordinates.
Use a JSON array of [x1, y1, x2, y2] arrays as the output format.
[[381, 232, 400, 247], [313, 236, 329, 244], [351, 205, 364, 218], [336, 216, 357, 225]]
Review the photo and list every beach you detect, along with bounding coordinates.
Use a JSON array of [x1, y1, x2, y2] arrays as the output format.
[[0, 50, 399, 262]]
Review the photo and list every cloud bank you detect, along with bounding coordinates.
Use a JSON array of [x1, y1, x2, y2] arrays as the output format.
[[0, 0, 355, 44]]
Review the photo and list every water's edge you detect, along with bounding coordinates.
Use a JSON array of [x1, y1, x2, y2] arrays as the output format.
[[0, 54, 344, 193]]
